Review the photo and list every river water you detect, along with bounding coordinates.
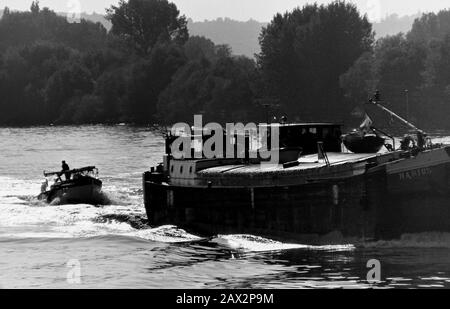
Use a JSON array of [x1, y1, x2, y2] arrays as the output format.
[[1, 125, 450, 289]]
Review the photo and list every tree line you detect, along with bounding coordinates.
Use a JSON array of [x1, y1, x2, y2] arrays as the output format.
[[0, 0, 257, 125], [1, 0, 450, 129], [341, 10, 450, 130]]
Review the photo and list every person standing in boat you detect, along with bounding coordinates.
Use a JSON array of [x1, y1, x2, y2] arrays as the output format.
[[417, 130, 427, 150], [41, 179, 48, 193], [62, 161, 71, 181]]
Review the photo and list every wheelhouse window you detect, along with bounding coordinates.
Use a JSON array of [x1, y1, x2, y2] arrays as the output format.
[[269, 123, 342, 155]]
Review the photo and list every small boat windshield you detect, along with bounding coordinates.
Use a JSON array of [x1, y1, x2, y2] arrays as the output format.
[[43, 166, 99, 186]]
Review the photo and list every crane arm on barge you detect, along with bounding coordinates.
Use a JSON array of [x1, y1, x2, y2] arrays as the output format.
[[369, 91, 430, 151], [369, 91, 423, 133]]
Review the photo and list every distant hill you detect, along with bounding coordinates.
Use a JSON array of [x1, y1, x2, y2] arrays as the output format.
[[78, 12, 112, 30], [372, 13, 421, 38], [0, 9, 420, 58], [187, 18, 266, 58], [186, 15, 421, 58]]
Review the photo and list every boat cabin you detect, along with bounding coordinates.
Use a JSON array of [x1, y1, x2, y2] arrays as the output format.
[[149, 123, 346, 186]]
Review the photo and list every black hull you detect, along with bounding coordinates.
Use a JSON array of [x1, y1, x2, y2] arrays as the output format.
[[144, 175, 374, 243], [39, 177, 103, 205], [374, 161, 450, 238], [343, 134, 385, 154], [144, 156, 450, 243]]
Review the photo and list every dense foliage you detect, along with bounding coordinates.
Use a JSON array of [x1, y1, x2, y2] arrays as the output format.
[[341, 9, 450, 129], [106, 0, 188, 55], [0, 0, 260, 125], [1, 0, 450, 129], [258, 1, 373, 122]]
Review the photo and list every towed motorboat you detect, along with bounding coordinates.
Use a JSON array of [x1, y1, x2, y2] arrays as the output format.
[[342, 110, 390, 154], [343, 131, 386, 154], [38, 166, 103, 205]]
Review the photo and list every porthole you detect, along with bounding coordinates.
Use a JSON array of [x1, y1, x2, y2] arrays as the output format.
[[180, 166, 183, 174], [189, 166, 193, 174]]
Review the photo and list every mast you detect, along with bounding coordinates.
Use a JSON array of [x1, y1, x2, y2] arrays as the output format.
[[369, 91, 424, 133]]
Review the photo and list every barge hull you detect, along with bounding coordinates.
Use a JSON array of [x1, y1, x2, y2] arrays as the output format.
[[375, 161, 450, 239], [144, 147, 450, 243], [144, 164, 450, 243], [144, 174, 377, 243]]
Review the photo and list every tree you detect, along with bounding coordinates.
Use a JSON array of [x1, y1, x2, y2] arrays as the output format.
[[203, 56, 258, 122], [126, 43, 186, 123], [158, 52, 259, 124], [30, 1, 40, 15], [0, 6, 108, 53], [184, 36, 232, 63], [342, 32, 428, 127], [0, 42, 79, 125], [106, 0, 188, 55], [408, 10, 450, 43], [65, 95, 104, 124], [258, 2, 373, 122], [184, 36, 218, 62], [44, 61, 94, 122], [418, 35, 450, 127], [95, 69, 128, 122], [374, 35, 426, 119], [157, 59, 211, 122], [0, 48, 28, 124], [340, 51, 376, 106]]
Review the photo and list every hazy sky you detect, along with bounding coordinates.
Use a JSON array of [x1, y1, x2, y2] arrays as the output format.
[[1, 0, 450, 22]]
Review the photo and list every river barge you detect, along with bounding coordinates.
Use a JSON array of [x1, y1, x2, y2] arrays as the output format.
[[143, 93, 450, 243]]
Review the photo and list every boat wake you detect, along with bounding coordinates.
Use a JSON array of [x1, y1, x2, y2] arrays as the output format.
[[97, 183, 143, 206], [45, 190, 113, 206], [0, 178, 202, 243], [3, 176, 450, 252], [210, 235, 355, 253]]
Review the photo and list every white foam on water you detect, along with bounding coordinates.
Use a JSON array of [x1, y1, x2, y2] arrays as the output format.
[[0, 177, 203, 243], [211, 234, 355, 253], [0, 177, 347, 248], [0, 176, 140, 238], [130, 225, 203, 243], [0, 202, 138, 238], [100, 184, 142, 206], [0, 176, 40, 203], [6, 176, 450, 250]]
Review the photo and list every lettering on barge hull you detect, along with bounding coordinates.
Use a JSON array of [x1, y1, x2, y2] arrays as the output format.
[[398, 167, 432, 181], [387, 163, 449, 195]]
